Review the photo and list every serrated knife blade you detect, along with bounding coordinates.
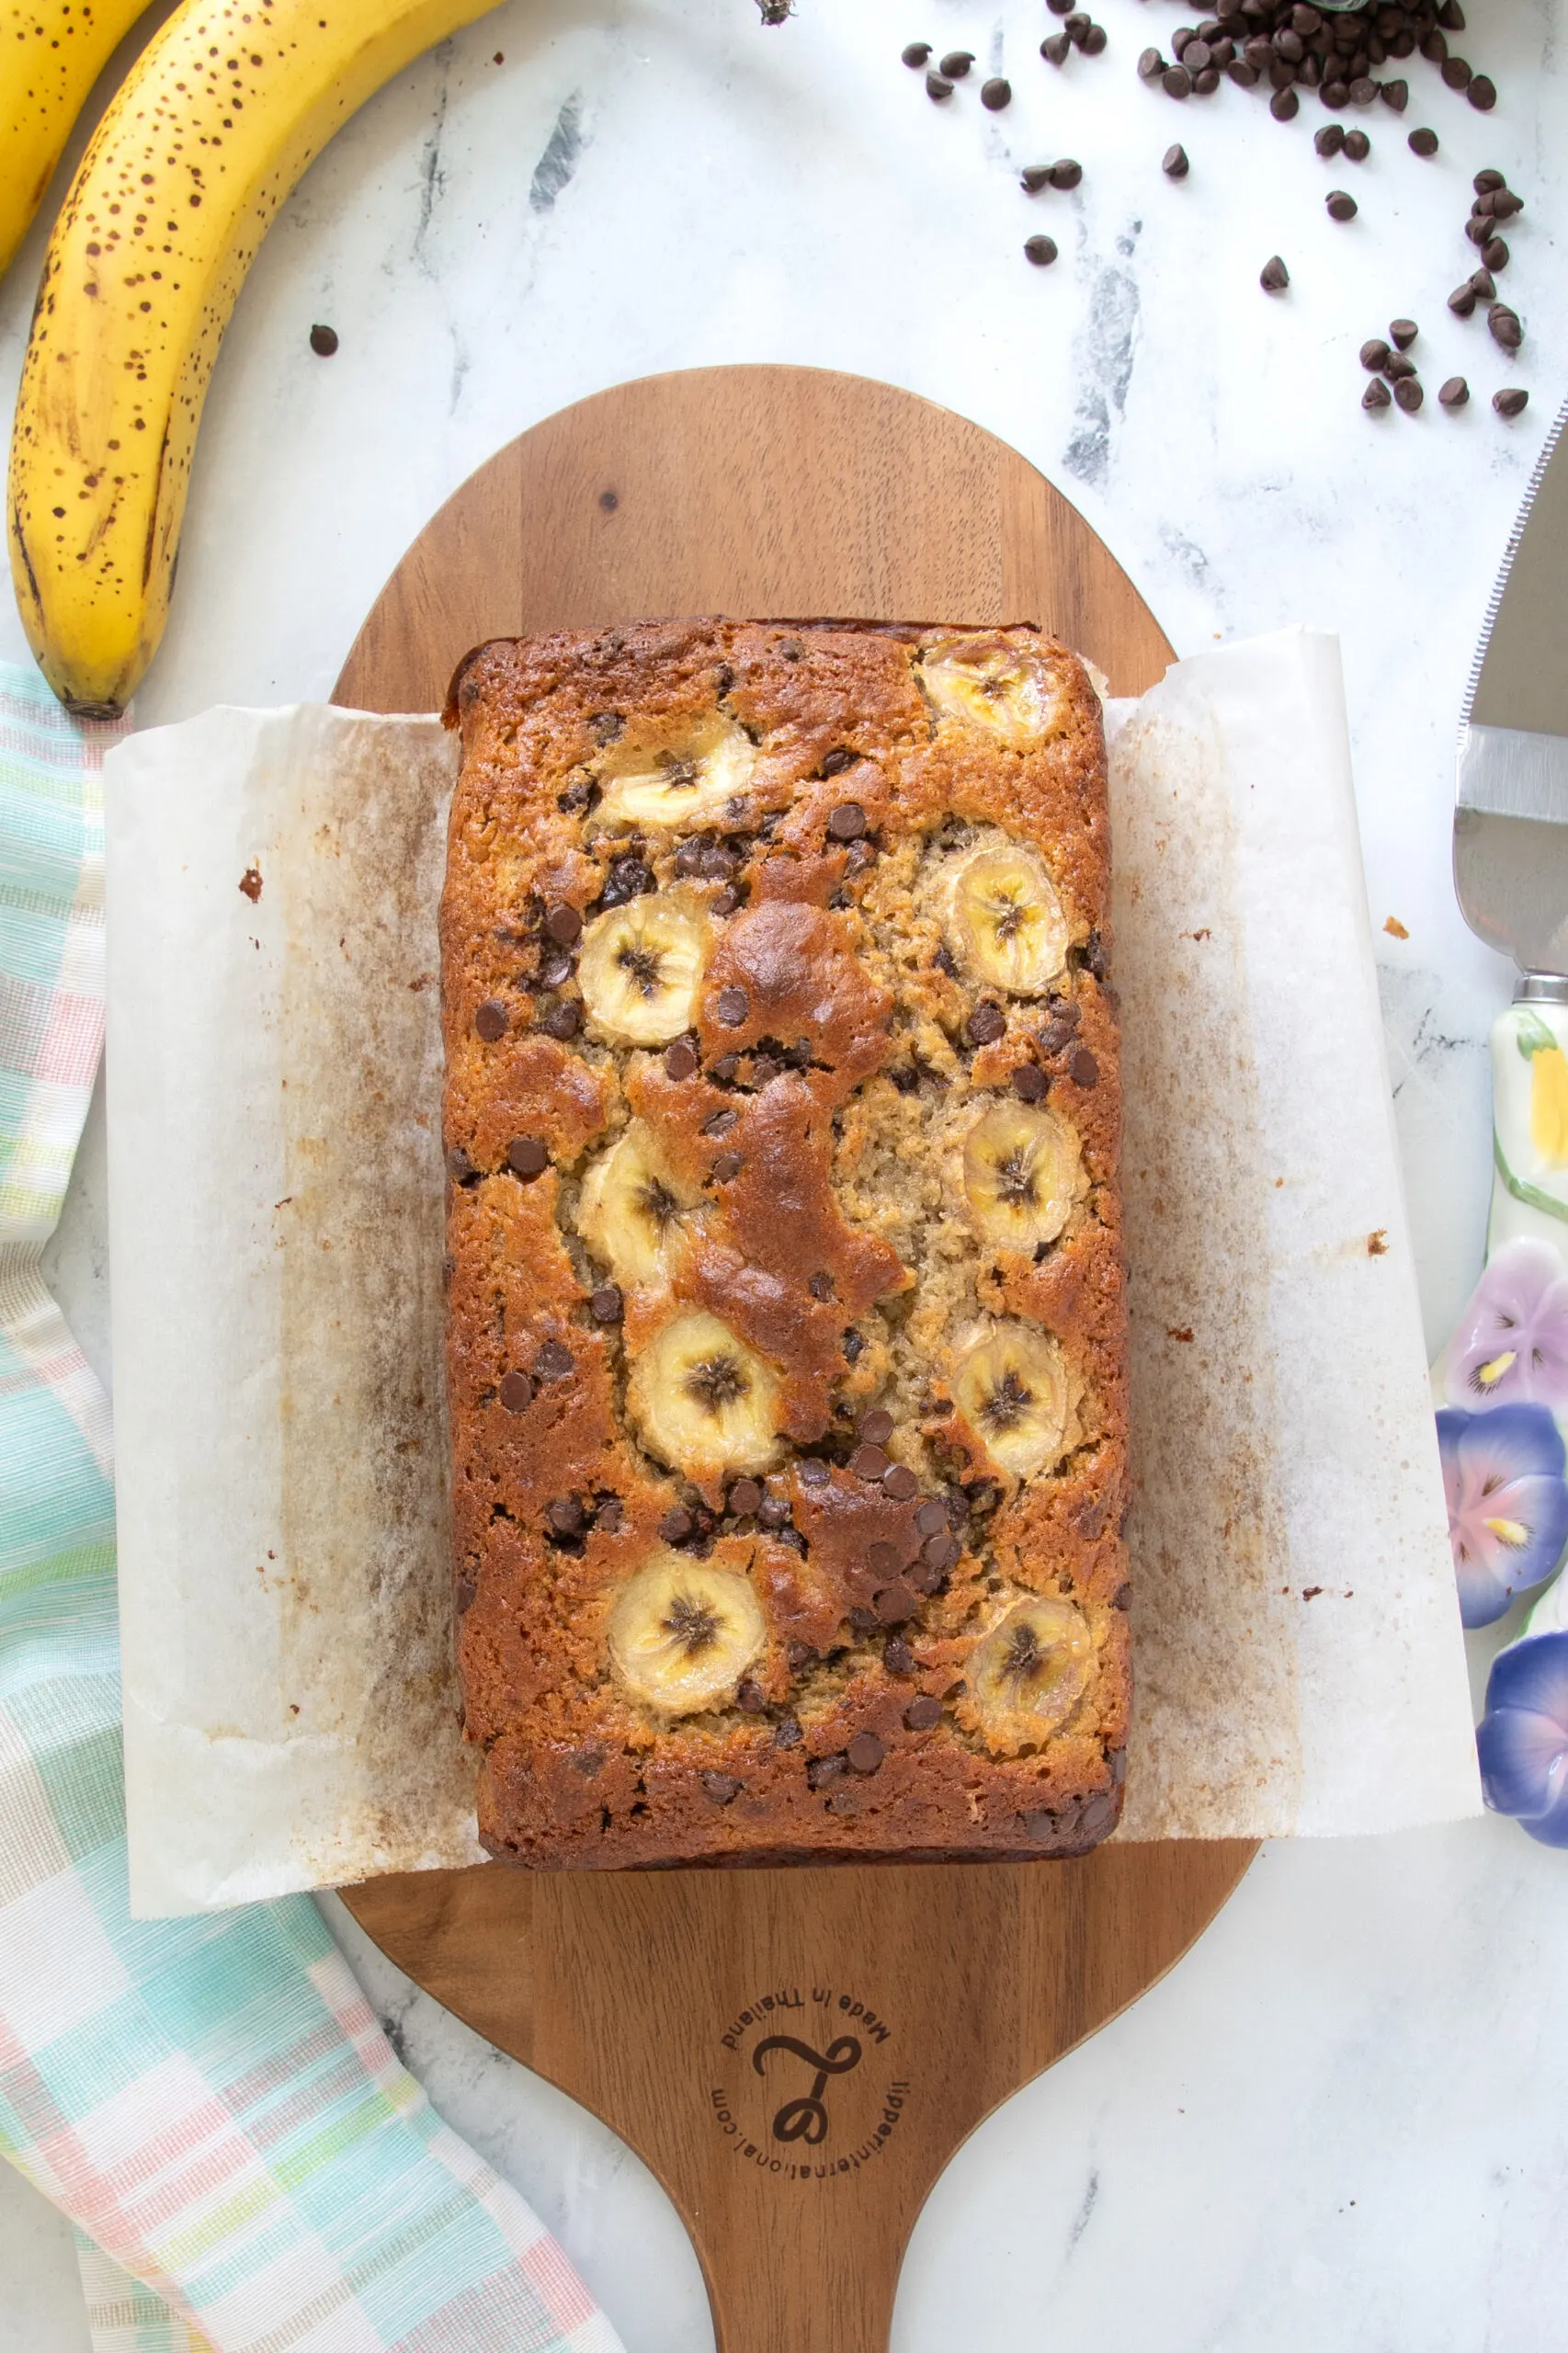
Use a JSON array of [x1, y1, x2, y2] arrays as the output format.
[[1455, 397, 1568, 978]]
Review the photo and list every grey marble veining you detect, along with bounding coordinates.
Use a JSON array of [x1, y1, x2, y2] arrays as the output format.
[[4, 0, 1567, 2344]]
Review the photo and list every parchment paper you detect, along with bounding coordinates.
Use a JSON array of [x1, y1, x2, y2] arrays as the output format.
[[105, 631, 1481, 1916]]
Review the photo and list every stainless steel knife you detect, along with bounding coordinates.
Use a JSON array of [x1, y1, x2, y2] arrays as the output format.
[[1454, 397, 1568, 1254]]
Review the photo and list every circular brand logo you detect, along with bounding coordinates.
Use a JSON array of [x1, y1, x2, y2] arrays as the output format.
[[709, 1984, 912, 2183]]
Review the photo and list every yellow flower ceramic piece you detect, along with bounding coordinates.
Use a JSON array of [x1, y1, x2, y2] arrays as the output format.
[[1530, 1046, 1568, 1167]]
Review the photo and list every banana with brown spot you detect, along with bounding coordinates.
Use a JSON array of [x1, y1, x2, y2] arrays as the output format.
[[7, 0, 502, 715]]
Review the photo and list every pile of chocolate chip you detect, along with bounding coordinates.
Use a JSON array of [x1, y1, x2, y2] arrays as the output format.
[[1135, 0, 1494, 118], [1353, 165, 1528, 417]]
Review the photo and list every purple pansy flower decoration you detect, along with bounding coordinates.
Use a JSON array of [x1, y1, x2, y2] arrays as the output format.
[[1446, 1237, 1568, 1413], [1479, 1628, 1568, 1847], [1437, 1402, 1568, 1628]]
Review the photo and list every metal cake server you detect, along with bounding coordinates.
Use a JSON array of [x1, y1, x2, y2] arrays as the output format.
[[1456, 399, 1568, 983], [1453, 395, 1568, 1258]]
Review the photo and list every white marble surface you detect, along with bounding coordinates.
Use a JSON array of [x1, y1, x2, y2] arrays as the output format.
[[5, 0, 1568, 2343]]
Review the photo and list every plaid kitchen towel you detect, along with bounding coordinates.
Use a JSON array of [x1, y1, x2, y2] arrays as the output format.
[[0, 662, 625, 2353]]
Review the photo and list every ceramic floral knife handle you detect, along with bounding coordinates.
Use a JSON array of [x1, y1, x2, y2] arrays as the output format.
[[1486, 984, 1568, 1256], [1441, 982, 1568, 1841]]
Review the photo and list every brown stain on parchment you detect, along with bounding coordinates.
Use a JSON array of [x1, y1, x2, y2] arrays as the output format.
[[273, 717, 478, 1876], [1110, 701, 1302, 1839]]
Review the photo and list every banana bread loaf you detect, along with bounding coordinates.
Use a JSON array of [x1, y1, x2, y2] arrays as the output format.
[[441, 618, 1129, 1868]]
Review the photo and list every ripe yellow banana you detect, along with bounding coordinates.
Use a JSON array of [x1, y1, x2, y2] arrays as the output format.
[[8, 0, 500, 715], [2, 0, 158, 280]]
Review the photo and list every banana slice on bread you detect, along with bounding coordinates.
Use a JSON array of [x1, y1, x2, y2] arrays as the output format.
[[628, 1310, 784, 1481], [963, 1100, 1083, 1249], [608, 1552, 766, 1716], [578, 888, 711, 1045], [919, 637, 1062, 748], [945, 842, 1068, 995], [597, 718, 756, 828], [952, 1324, 1070, 1479], [958, 1597, 1094, 1755], [578, 1122, 703, 1288]]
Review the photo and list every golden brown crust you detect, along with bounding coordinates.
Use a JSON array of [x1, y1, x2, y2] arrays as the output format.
[[441, 618, 1128, 1868]]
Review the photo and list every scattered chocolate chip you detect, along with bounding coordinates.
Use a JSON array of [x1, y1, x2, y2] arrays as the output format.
[[712, 1152, 744, 1182], [535, 1339, 574, 1381], [710, 1052, 741, 1082], [309, 323, 338, 357], [923, 1532, 960, 1572], [1389, 318, 1418, 349], [1138, 45, 1165, 79], [1494, 386, 1529, 417], [875, 1581, 917, 1625], [1341, 131, 1369, 165], [446, 1144, 476, 1183], [1383, 350, 1416, 380], [904, 1695, 943, 1731], [1491, 190, 1524, 222], [799, 1457, 831, 1487], [589, 712, 623, 745], [539, 949, 574, 988], [541, 1000, 580, 1040], [1041, 32, 1071, 65], [1488, 303, 1523, 350], [1363, 379, 1392, 410], [1050, 158, 1083, 189], [1438, 375, 1469, 408], [1360, 337, 1392, 371], [826, 801, 867, 843], [966, 1002, 1006, 1046], [1021, 164, 1054, 191], [737, 1677, 767, 1711], [1163, 63, 1192, 96], [915, 1499, 949, 1538], [499, 1370, 533, 1413], [596, 1499, 623, 1533], [1326, 189, 1358, 221], [939, 48, 973, 76], [807, 1756, 846, 1790], [883, 1638, 915, 1677], [664, 1039, 699, 1080], [600, 855, 654, 907], [758, 1495, 792, 1531], [846, 1732, 885, 1775], [1380, 77, 1408, 109], [981, 75, 1011, 108], [1083, 21, 1107, 54], [775, 1714, 803, 1746], [1163, 142, 1190, 178], [716, 985, 750, 1027], [850, 1444, 891, 1483], [901, 40, 931, 65], [1038, 1001, 1080, 1053], [1468, 72, 1495, 108], [1393, 375, 1424, 412], [1448, 282, 1478, 317], [660, 1506, 695, 1542], [1471, 268, 1496, 299], [865, 1540, 904, 1584], [1068, 1045, 1099, 1087], [844, 1330, 866, 1363], [547, 1495, 585, 1534], [703, 1108, 740, 1140], [590, 1284, 623, 1324], [545, 903, 582, 944], [1482, 235, 1509, 274], [702, 1772, 742, 1805], [474, 998, 508, 1040], [1270, 86, 1299, 119], [1025, 234, 1060, 266], [1012, 1063, 1048, 1102], [1408, 125, 1438, 155], [926, 71, 954, 99], [858, 1408, 895, 1447], [506, 1134, 549, 1177]]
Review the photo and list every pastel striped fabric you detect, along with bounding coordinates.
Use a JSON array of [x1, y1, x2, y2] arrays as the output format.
[[0, 662, 625, 2353]]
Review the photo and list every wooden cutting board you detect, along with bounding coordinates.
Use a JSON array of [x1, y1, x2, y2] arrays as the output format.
[[334, 366, 1256, 2353]]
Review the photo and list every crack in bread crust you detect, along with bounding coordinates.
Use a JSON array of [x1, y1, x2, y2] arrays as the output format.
[[441, 619, 1129, 1869]]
